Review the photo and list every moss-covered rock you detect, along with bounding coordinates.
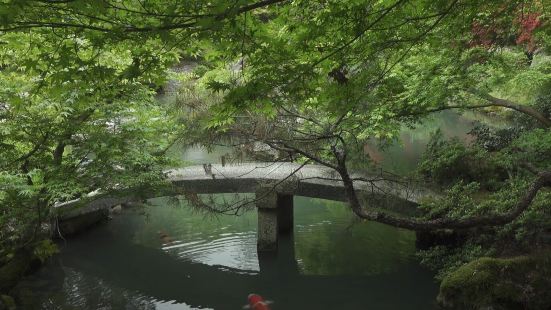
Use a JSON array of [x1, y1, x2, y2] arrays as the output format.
[[438, 251, 551, 310], [0, 295, 16, 310], [0, 240, 57, 294], [0, 249, 34, 294], [58, 209, 108, 236]]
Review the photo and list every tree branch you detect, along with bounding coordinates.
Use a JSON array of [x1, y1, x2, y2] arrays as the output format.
[[265, 140, 339, 170], [4, 0, 289, 33], [399, 89, 551, 128], [468, 89, 551, 128], [340, 165, 551, 231]]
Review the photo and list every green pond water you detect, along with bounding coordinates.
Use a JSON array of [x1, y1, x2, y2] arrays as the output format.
[[16, 196, 438, 309], [15, 111, 498, 309]]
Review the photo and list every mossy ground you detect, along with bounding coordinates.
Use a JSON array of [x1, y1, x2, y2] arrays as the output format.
[[0, 295, 16, 310], [0, 239, 58, 310], [438, 250, 551, 310], [0, 249, 34, 294]]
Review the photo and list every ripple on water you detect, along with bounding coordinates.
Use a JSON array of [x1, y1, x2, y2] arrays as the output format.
[[162, 231, 259, 271], [15, 194, 438, 309]]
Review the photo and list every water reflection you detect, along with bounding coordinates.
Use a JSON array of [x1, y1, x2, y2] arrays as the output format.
[[17, 196, 438, 309], [174, 111, 502, 176], [369, 111, 506, 173]]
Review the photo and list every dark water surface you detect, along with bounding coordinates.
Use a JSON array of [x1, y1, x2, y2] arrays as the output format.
[[17, 196, 438, 309]]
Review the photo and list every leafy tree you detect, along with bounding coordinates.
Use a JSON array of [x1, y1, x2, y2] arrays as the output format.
[[184, 0, 551, 230], [0, 28, 181, 253], [1, 1, 550, 297]]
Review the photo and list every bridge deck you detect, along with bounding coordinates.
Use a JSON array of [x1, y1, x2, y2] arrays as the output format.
[[54, 162, 429, 220], [168, 162, 425, 201]]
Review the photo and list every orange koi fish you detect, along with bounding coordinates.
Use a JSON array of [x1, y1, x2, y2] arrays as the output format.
[[244, 294, 272, 310]]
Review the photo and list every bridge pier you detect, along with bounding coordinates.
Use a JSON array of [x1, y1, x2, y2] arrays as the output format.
[[277, 193, 293, 234], [256, 186, 294, 252], [258, 234, 299, 276]]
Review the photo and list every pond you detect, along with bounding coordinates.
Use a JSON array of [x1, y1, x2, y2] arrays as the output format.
[[15, 111, 496, 309], [16, 196, 438, 309]]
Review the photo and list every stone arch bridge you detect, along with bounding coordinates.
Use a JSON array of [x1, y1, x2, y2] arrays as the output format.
[[53, 162, 427, 251]]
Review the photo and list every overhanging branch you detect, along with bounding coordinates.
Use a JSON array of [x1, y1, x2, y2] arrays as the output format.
[[3, 0, 289, 33], [405, 89, 551, 128], [343, 169, 551, 231], [469, 89, 551, 128]]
